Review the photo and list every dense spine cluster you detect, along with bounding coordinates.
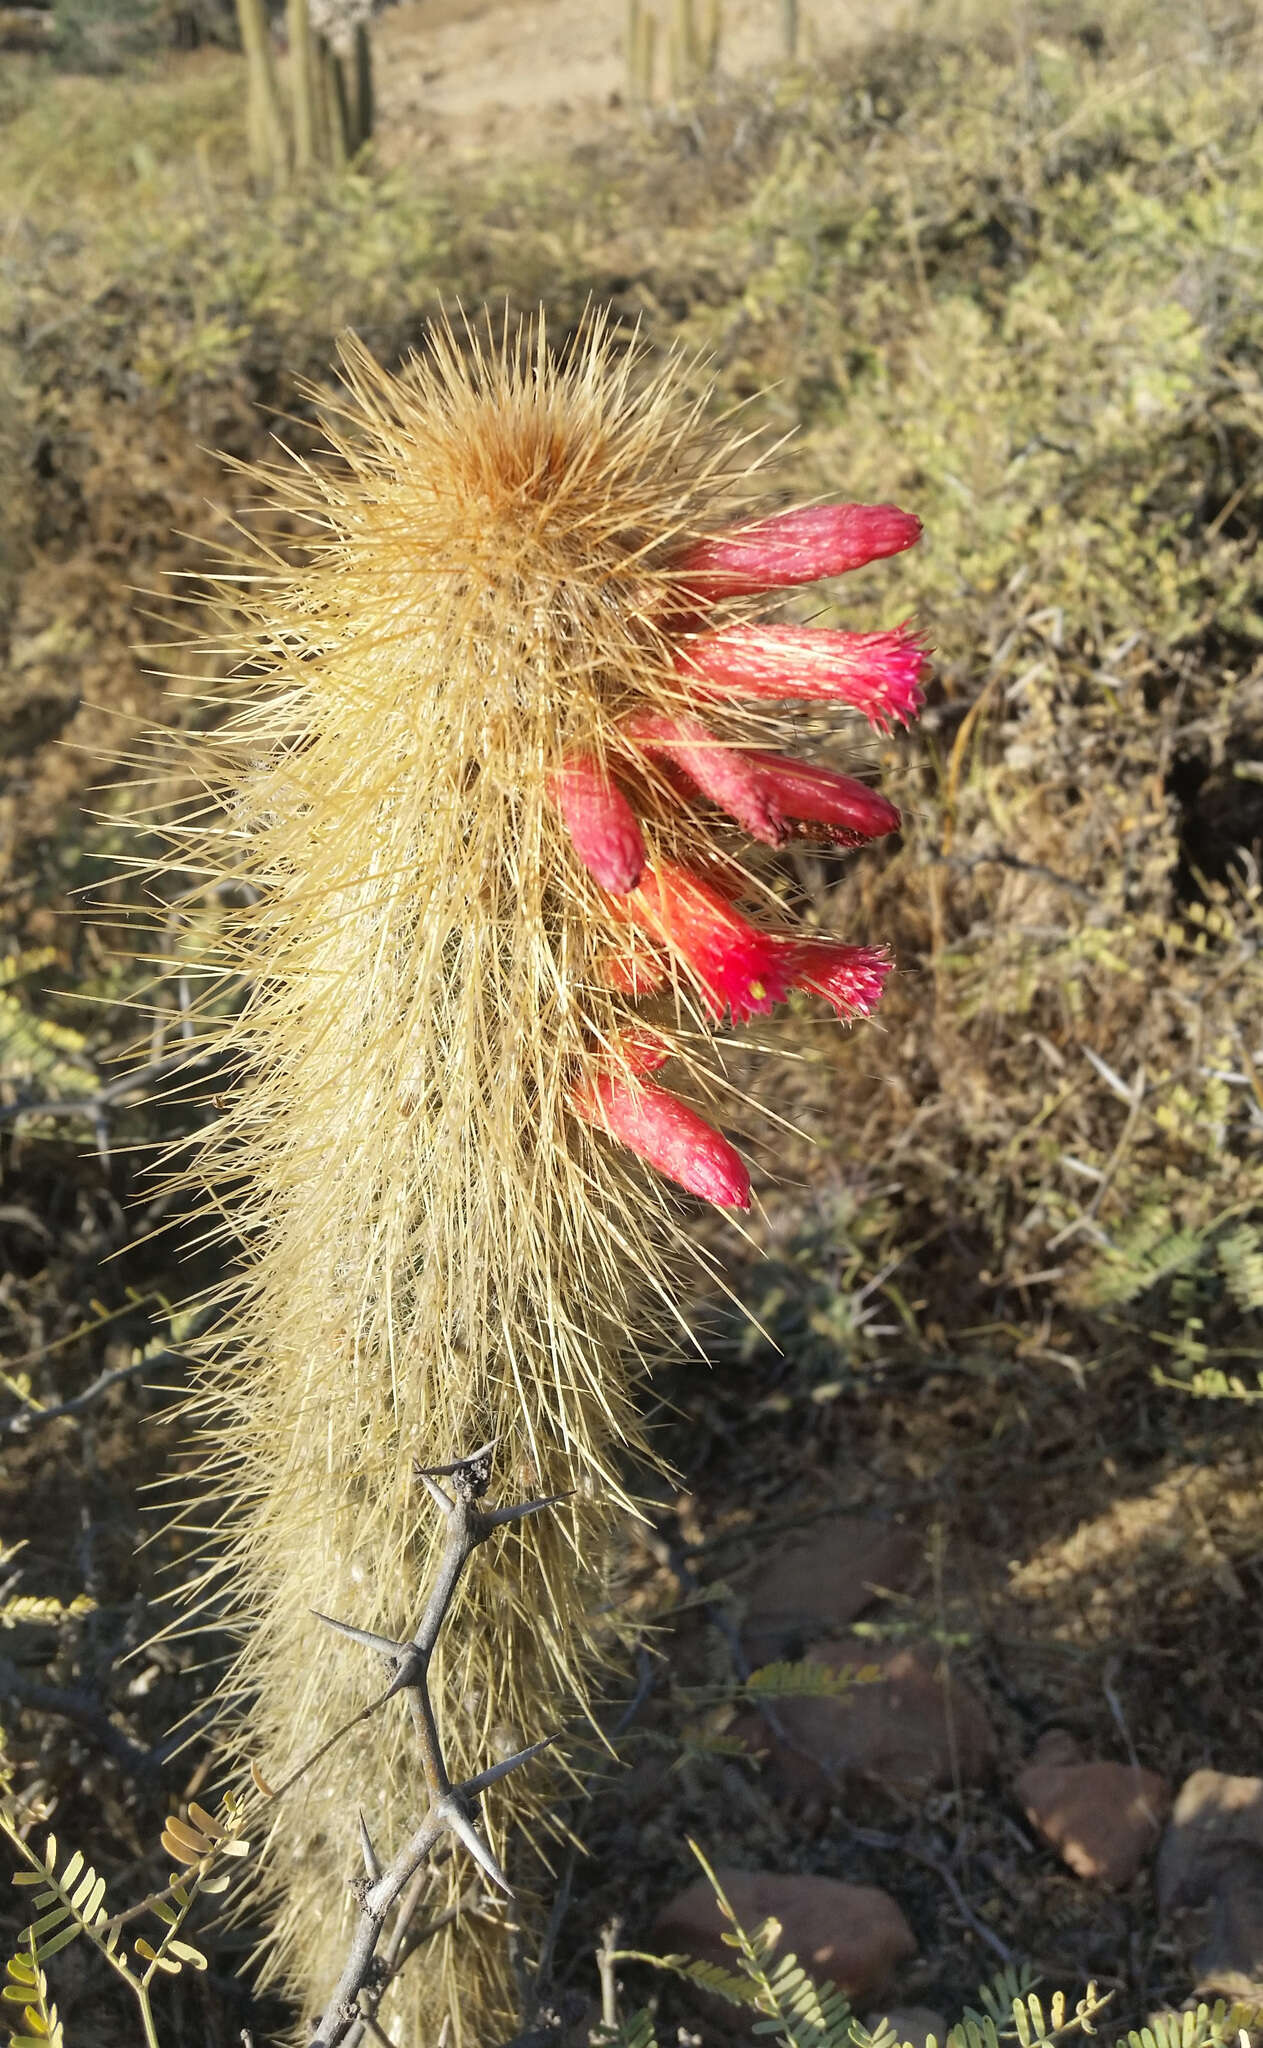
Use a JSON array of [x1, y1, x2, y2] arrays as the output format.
[[155, 316, 924, 2043]]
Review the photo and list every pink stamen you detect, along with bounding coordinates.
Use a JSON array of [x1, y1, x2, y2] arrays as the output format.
[[786, 938, 892, 1018]]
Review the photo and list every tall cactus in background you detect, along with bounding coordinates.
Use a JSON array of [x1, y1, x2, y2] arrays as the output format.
[[628, 0, 719, 104], [150, 313, 924, 2042], [235, 0, 289, 186], [286, 0, 318, 169], [235, 0, 372, 187], [626, 0, 657, 103]]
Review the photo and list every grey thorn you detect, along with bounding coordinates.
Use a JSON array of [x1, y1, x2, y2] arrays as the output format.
[[415, 1440, 497, 1479], [357, 1809, 380, 1881], [417, 1470, 455, 1517], [460, 1734, 556, 1800], [380, 1647, 425, 1702], [445, 1805, 512, 1895], [310, 1610, 405, 1661], [482, 1492, 572, 1529]]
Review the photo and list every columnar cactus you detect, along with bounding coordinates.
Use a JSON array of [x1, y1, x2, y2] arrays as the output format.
[[157, 314, 924, 2042]]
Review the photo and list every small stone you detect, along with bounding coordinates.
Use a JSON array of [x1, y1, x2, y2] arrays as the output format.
[[866, 2007, 948, 2048], [1016, 1755, 1170, 1887], [731, 1638, 994, 1796], [1156, 1770, 1263, 1999], [738, 1517, 923, 1666], [655, 1871, 916, 2010], [1028, 1728, 1083, 1770]]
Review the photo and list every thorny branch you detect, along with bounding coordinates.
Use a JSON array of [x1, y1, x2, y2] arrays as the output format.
[[309, 1444, 564, 2048]]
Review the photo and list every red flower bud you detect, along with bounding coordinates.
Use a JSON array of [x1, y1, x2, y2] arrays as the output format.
[[678, 503, 922, 598], [569, 1070, 751, 1209], [679, 623, 928, 731], [550, 755, 646, 892], [622, 709, 784, 845], [743, 750, 901, 845]]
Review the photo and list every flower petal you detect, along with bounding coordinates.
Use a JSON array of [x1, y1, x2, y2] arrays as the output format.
[[679, 623, 928, 731], [569, 1070, 751, 1209], [616, 859, 796, 1023], [787, 938, 892, 1018], [744, 750, 901, 845], [550, 754, 646, 892], [622, 709, 785, 845], [678, 503, 922, 598]]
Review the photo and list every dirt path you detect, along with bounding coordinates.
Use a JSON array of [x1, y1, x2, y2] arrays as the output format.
[[373, 0, 911, 161]]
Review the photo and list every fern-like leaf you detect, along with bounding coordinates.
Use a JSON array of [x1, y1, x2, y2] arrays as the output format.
[[741, 1659, 882, 1700], [1119, 2003, 1263, 2048], [1218, 1223, 1263, 1313], [7, 1835, 118, 1969], [3, 1932, 65, 2048], [754, 1949, 854, 2048]]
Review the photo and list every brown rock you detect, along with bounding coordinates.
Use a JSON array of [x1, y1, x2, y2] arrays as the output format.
[[1027, 1728, 1084, 1771], [1016, 1756, 1170, 1886], [731, 1638, 995, 1796], [865, 2008, 948, 2048], [1156, 1770, 1263, 1998], [656, 1870, 916, 2010], [739, 1517, 923, 1666]]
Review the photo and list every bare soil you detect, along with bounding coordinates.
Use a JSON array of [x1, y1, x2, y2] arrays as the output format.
[[372, 0, 909, 161]]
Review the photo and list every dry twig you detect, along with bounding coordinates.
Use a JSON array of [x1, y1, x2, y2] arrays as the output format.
[[309, 1444, 563, 2048]]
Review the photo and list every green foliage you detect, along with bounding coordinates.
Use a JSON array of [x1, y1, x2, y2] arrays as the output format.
[[613, 1843, 858, 2047], [592, 2007, 659, 2048], [0, 1786, 252, 2048], [606, 1853, 1262, 2048], [0, 1545, 95, 1631], [3, 1932, 64, 2048], [737, 1658, 882, 1700], [0, 953, 96, 1117]]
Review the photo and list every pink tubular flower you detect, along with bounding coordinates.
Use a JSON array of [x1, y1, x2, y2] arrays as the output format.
[[743, 750, 901, 845], [617, 860, 797, 1023], [554, 494, 928, 1206], [677, 503, 922, 599], [785, 938, 891, 1019], [621, 709, 784, 845], [569, 1069, 751, 1210], [679, 623, 928, 732], [550, 754, 645, 892]]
